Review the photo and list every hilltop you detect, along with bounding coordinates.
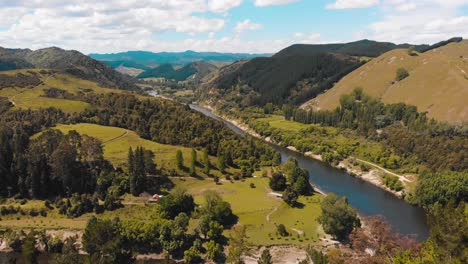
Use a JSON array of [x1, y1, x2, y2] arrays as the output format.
[[0, 46, 137, 90], [137, 61, 218, 82], [90, 50, 271, 67], [196, 39, 427, 107], [303, 40, 468, 123]]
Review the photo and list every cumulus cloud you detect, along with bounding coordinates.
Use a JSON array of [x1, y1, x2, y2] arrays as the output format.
[[234, 19, 262, 34], [0, 0, 248, 53], [359, 0, 468, 44], [326, 0, 380, 9], [254, 0, 301, 7], [293, 32, 322, 43]]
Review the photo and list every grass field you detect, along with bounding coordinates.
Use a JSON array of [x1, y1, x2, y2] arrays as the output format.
[[173, 175, 324, 246], [0, 69, 125, 113], [0, 199, 157, 230], [51, 123, 232, 178]]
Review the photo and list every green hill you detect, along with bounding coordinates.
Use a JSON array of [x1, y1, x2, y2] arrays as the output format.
[[0, 46, 137, 90], [137, 61, 218, 81], [303, 40, 468, 123]]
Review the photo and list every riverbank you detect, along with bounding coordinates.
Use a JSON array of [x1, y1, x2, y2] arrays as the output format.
[[194, 103, 406, 199]]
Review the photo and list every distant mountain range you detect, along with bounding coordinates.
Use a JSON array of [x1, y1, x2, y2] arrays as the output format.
[[0, 46, 137, 90], [89, 50, 271, 68]]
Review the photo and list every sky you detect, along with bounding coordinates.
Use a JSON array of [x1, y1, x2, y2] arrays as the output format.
[[0, 0, 467, 54]]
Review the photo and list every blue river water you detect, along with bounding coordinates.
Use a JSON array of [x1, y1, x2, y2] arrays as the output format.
[[190, 104, 430, 240]]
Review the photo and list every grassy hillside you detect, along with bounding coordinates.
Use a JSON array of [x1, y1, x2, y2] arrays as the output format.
[[305, 41, 468, 123], [0, 46, 138, 90], [0, 69, 124, 113]]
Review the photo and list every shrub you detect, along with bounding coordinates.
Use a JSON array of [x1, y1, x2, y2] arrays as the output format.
[[277, 224, 289, 237], [396, 68, 409, 81]]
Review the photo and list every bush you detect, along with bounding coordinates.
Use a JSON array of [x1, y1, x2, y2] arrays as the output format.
[[396, 68, 409, 81], [250, 183, 256, 188], [277, 224, 289, 237]]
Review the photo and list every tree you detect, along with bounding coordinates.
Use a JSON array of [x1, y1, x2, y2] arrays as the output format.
[[196, 214, 211, 239], [269, 172, 286, 191], [82, 217, 132, 263], [227, 225, 248, 264], [282, 186, 299, 207], [190, 149, 197, 176], [272, 152, 281, 166], [207, 220, 224, 241], [176, 150, 184, 169], [21, 231, 38, 264], [158, 188, 195, 219], [184, 246, 202, 264], [305, 246, 328, 264], [143, 149, 156, 175], [396, 67, 409, 81], [202, 148, 210, 175], [258, 248, 273, 264], [277, 224, 288, 236], [206, 240, 223, 262], [293, 174, 312, 195], [218, 154, 226, 173], [318, 193, 360, 240], [51, 237, 81, 264], [202, 191, 234, 226]]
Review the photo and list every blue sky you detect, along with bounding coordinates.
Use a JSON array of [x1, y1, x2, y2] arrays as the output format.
[[0, 0, 466, 53]]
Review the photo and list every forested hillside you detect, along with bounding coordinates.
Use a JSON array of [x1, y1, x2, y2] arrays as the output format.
[[0, 47, 137, 90], [196, 39, 433, 109], [137, 61, 218, 81], [304, 39, 467, 123]]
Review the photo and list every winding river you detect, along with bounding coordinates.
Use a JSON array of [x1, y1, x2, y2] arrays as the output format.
[[190, 104, 430, 240]]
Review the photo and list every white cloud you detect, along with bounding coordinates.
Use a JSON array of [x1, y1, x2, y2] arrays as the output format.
[[326, 0, 380, 9], [356, 0, 468, 44], [293, 32, 322, 43], [208, 0, 243, 13], [254, 0, 301, 7], [234, 19, 262, 33]]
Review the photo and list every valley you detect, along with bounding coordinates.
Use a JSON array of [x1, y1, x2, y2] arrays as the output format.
[[0, 36, 466, 264]]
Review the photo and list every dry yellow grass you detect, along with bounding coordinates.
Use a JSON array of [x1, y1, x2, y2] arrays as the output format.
[[304, 41, 468, 123]]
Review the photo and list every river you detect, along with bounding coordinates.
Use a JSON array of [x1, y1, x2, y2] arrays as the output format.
[[190, 104, 430, 240]]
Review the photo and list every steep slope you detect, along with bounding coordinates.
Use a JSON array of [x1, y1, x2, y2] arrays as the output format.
[[197, 39, 433, 108], [304, 41, 468, 123], [0, 47, 137, 90]]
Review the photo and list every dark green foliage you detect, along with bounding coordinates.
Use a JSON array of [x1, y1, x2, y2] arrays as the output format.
[[282, 186, 299, 207], [258, 248, 273, 264], [382, 174, 403, 191], [201, 191, 235, 226], [128, 147, 152, 195], [420, 37, 463, 53], [269, 172, 286, 191], [277, 224, 288, 236], [412, 171, 468, 208], [82, 217, 133, 263], [51, 237, 81, 264], [289, 89, 467, 172], [190, 148, 197, 176], [56, 193, 100, 218], [427, 201, 467, 263], [272, 152, 282, 166], [318, 193, 360, 240], [158, 188, 195, 219], [137, 63, 197, 81], [176, 150, 184, 169], [206, 240, 223, 261], [0, 71, 42, 89], [212, 53, 361, 106], [202, 148, 210, 175], [21, 231, 38, 264], [183, 246, 202, 264], [78, 92, 275, 170], [396, 67, 409, 81]]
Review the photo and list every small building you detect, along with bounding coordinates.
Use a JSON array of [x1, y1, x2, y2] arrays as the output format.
[[147, 194, 163, 203]]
